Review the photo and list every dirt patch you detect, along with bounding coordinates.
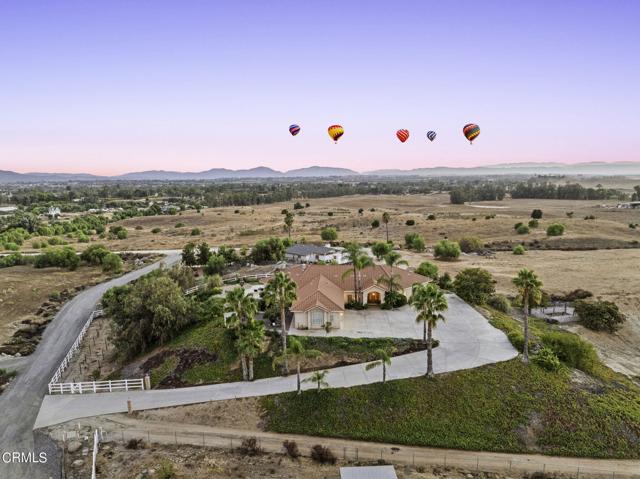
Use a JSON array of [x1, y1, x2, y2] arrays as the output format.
[[141, 348, 220, 388], [135, 397, 265, 431]]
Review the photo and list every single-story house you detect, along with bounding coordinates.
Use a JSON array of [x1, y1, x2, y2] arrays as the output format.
[[285, 244, 346, 264], [287, 264, 428, 330], [340, 466, 397, 479]]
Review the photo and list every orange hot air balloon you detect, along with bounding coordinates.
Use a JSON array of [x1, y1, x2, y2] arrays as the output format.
[[328, 124, 344, 143], [396, 129, 410, 143]]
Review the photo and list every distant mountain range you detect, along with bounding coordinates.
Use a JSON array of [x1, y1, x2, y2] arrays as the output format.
[[2, 162, 640, 183]]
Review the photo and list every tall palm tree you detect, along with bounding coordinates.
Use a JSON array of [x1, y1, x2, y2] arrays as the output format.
[[303, 370, 329, 393], [284, 212, 294, 238], [512, 268, 543, 364], [342, 242, 374, 304], [225, 287, 259, 380], [272, 337, 321, 394], [264, 271, 297, 373], [410, 283, 448, 378], [378, 251, 409, 302], [236, 319, 265, 381], [365, 347, 395, 383], [382, 212, 391, 242]]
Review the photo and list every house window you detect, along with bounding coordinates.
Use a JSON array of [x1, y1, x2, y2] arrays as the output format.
[[311, 309, 324, 327]]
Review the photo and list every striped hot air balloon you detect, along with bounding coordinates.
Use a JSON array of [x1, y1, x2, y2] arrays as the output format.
[[289, 124, 301, 136], [427, 131, 437, 142], [463, 123, 480, 144], [396, 129, 410, 143], [328, 124, 344, 143]]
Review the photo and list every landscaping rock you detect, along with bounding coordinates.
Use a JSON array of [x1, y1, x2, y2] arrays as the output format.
[[67, 440, 82, 453]]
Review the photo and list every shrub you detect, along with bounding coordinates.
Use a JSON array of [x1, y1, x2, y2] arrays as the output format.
[[125, 438, 144, 450], [81, 244, 111, 265], [293, 202, 304, 210], [513, 244, 526, 255], [174, 222, 185, 228], [546, 223, 565, 236], [34, 246, 79, 270], [437, 272, 453, 290], [238, 437, 263, 456], [415, 261, 438, 279], [382, 291, 407, 309], [458, 236, 484, 253], [584, 215, 596, 220], [528, 219, 539, 228], [433, 240, 461, 260], [204, 254, 226, 275], [135, 225, 143, 230], [453, 268, 495, 305], [327, 212, 334, 217], [559, 289, 593, 302], [320, 227, 338, 241], [371, 219, 380, 228], [574, 300, 626, 333], [151, 227, 162, 234], [371, 241, 392, 260], [410, 235, 425, 252], [310, 445, 336, 465], [116, 229, 128, 240], [540, 330, 599, 375], [102, 253, 123, 273], [405, 219, 415, 226], [516, 224, 530, 235], [532, 347, 561, 372], [514, 222, 524, 230], [531, 209, 543, 219], [426, 214, 436, 220], [157, 460, 175, 479], [3, 242, 20, 251], [190, 228, 202, 236], [487, 294, 511, 313], [251, 237, 286, 262], [283, 440, 300, 459]]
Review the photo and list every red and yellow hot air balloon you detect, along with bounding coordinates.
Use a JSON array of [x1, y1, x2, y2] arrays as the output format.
[[328, 124, 344, 143], [463, 123, 480, 144], [396, 129, 410, 143]]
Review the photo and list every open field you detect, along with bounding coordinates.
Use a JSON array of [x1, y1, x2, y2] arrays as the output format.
[[61, 194, 640, 252], [0, 265, 110, 347], [401, 248, 640, 377]]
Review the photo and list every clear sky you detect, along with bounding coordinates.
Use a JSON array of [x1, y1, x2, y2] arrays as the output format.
[[1, 1, 639, 175]]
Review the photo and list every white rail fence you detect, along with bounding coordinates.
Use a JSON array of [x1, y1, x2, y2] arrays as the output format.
[[47, 308, 145, 395], [49, 309, 104, 386], [48, 378, 144, 395]]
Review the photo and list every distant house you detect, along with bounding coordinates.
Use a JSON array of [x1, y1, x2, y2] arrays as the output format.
[[47, 206, 61, 218], [340, 466, 397, 479], [287, 264, 428, 330], [285, 244, 346, 264]]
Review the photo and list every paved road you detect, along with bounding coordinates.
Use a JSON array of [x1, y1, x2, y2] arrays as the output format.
[[0, 254, 180, 479], [35, 296, 517, 427], [0, 355, 31, 372]]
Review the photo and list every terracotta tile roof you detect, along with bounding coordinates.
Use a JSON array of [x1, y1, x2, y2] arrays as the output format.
[[287, 264, 428, 312]]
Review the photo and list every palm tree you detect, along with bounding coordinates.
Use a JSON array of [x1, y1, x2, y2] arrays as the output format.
[[378, 251, 409, 304], [264, 271, 297, 373], [342, 242, 374, 304], [224, 286, 258, 328], [410, 283, 448, 378], [303, 370, 329, 393], [284, 212, 294, 238], [512, 268, 543, 364], [365, 347, 395, 383], [272, 337, 321, 394], [225, 287, 259, 380], [382, 212, 391, 242], [236, 319, 265, 381]]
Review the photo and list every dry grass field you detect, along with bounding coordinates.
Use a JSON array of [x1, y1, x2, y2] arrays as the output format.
[[94, 193, 640, 251], [0, 266, 110, 346]]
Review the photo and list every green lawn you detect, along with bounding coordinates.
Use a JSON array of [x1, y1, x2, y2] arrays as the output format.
[[261, 359, 640, 458]]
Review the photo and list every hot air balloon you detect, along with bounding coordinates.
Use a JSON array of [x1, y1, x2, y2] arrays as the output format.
[[396, 129, 410, 143], [328, 125, 344, 143], [427, 131, 437, 142], [463, 124, 480, 144], [289, 124, 300, 136]]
